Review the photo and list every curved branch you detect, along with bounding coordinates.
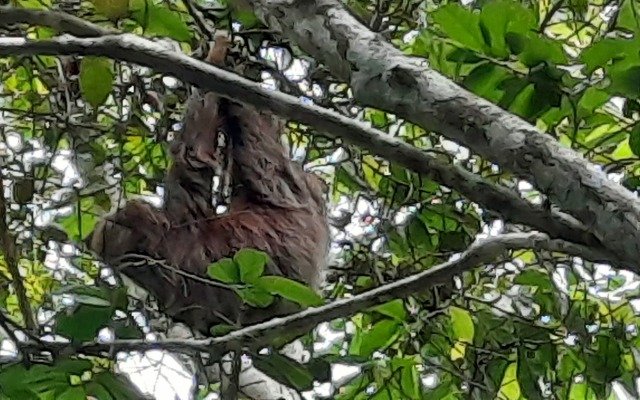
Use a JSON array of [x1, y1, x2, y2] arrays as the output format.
[[19, 232, 602, 357], [0, 31, 628, 269], [249, 0, 640, 266]]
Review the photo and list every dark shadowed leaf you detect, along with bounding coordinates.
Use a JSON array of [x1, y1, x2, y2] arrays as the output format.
[[57, 387, 86, 400], [55, 304, 113, 342], [91, 372, 151, 399], [253, 353, 315, 391]]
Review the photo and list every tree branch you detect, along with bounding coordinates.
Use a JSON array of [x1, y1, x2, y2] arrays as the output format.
[[15, 232, 605, 358], [0, 7, 113, 36], [249, 0, 640, 266], [0, 175, 37, 331], [0, 30, 628, 269]]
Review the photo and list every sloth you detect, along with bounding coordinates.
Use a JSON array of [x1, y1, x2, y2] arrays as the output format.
[[86, 35, 330, 335]]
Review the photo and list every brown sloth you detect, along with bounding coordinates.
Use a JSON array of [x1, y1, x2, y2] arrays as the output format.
[[86, 35, 330, 335]]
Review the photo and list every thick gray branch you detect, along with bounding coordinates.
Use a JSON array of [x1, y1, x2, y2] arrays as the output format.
[[19, 232, 599, 357], [0, 33, 628, 268], [250, 0, 640, 264]]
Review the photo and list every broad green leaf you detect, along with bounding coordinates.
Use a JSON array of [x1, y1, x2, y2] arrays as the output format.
[[236, 287, 274, 308], [578, 87, 610, 115], [207, 258, 240, 284], [253, 353, 315, 391], [450, 306, 474, 342], [234, 248, 269, 283], [356, 319, 400, 358], [85, 382, 113, 400], [371, 299, 407, 321], [580, 38, 635, 75], [450, 307, 474, 360], [498, 362, 521, 399], [92, 0, 129, 19], [514, 269, 553, 290], [233, 9, 260, 29], [400, 363, 421, 400], [57, 387, 86, 400], [517, 344, 556, 400], [79, 57, 114, 109], [586, 335, 622, 384], [55, 304, 113, 342], [617, 0, 640, 32], [255, 276, 323, 307], [431, 4, 485, 52], [91, 372, 150, 399], [479, 0, 536, 58], [130, 1, 192, 42], [506, 31, 567, 67], [568, 381, 597, 400], [57, 198, 99, 242], [558, 348, 586, 381], [463, 63, 512, 102], [210, 324, 235, 337], [608, 64, 640, 99], [622, 128, 640, 160]]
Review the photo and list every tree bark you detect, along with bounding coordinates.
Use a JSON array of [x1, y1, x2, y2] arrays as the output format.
[[250, 0, 640, 263]]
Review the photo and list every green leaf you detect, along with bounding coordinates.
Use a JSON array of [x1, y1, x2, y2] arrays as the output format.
[[233, 9, 260, 29], [629, 125, 640, 156], [79, 57, 114, 109], [210, 324, 235, 337], [55, 358, 93, 375], [356, 319, 400, 358], [57, 198, 99, 241], [400, 363, 421, 400], [253, 353, 315, 391], [431, 4, 485, 52], [53, 285, 128, 310], [55, 304, 113, 342], [505, 31, 568, 67], [450, 306, 474, 344], [463, 63, 512, 102], [371, 299, 407, 321], [579, 38, 635, 75], [130, 0, 192, 42], [234, 248, 269, 283], [91, 372, 150, 399], [514, 269, 554, 291], [92, 0, 129, 19], [57, 387, 86, 400], [85, 382, 113, 400], [479, 0, 536, 58], [578, 87, 610, 115], [236, 287, 274, 308], [608, 64, 640, 99], [255, 276, 324, 307], [207, 258, 240, 284], [617, 0, 640, 32]]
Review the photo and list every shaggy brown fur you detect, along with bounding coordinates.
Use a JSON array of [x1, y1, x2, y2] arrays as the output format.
[[86, 38, 329, 335]]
